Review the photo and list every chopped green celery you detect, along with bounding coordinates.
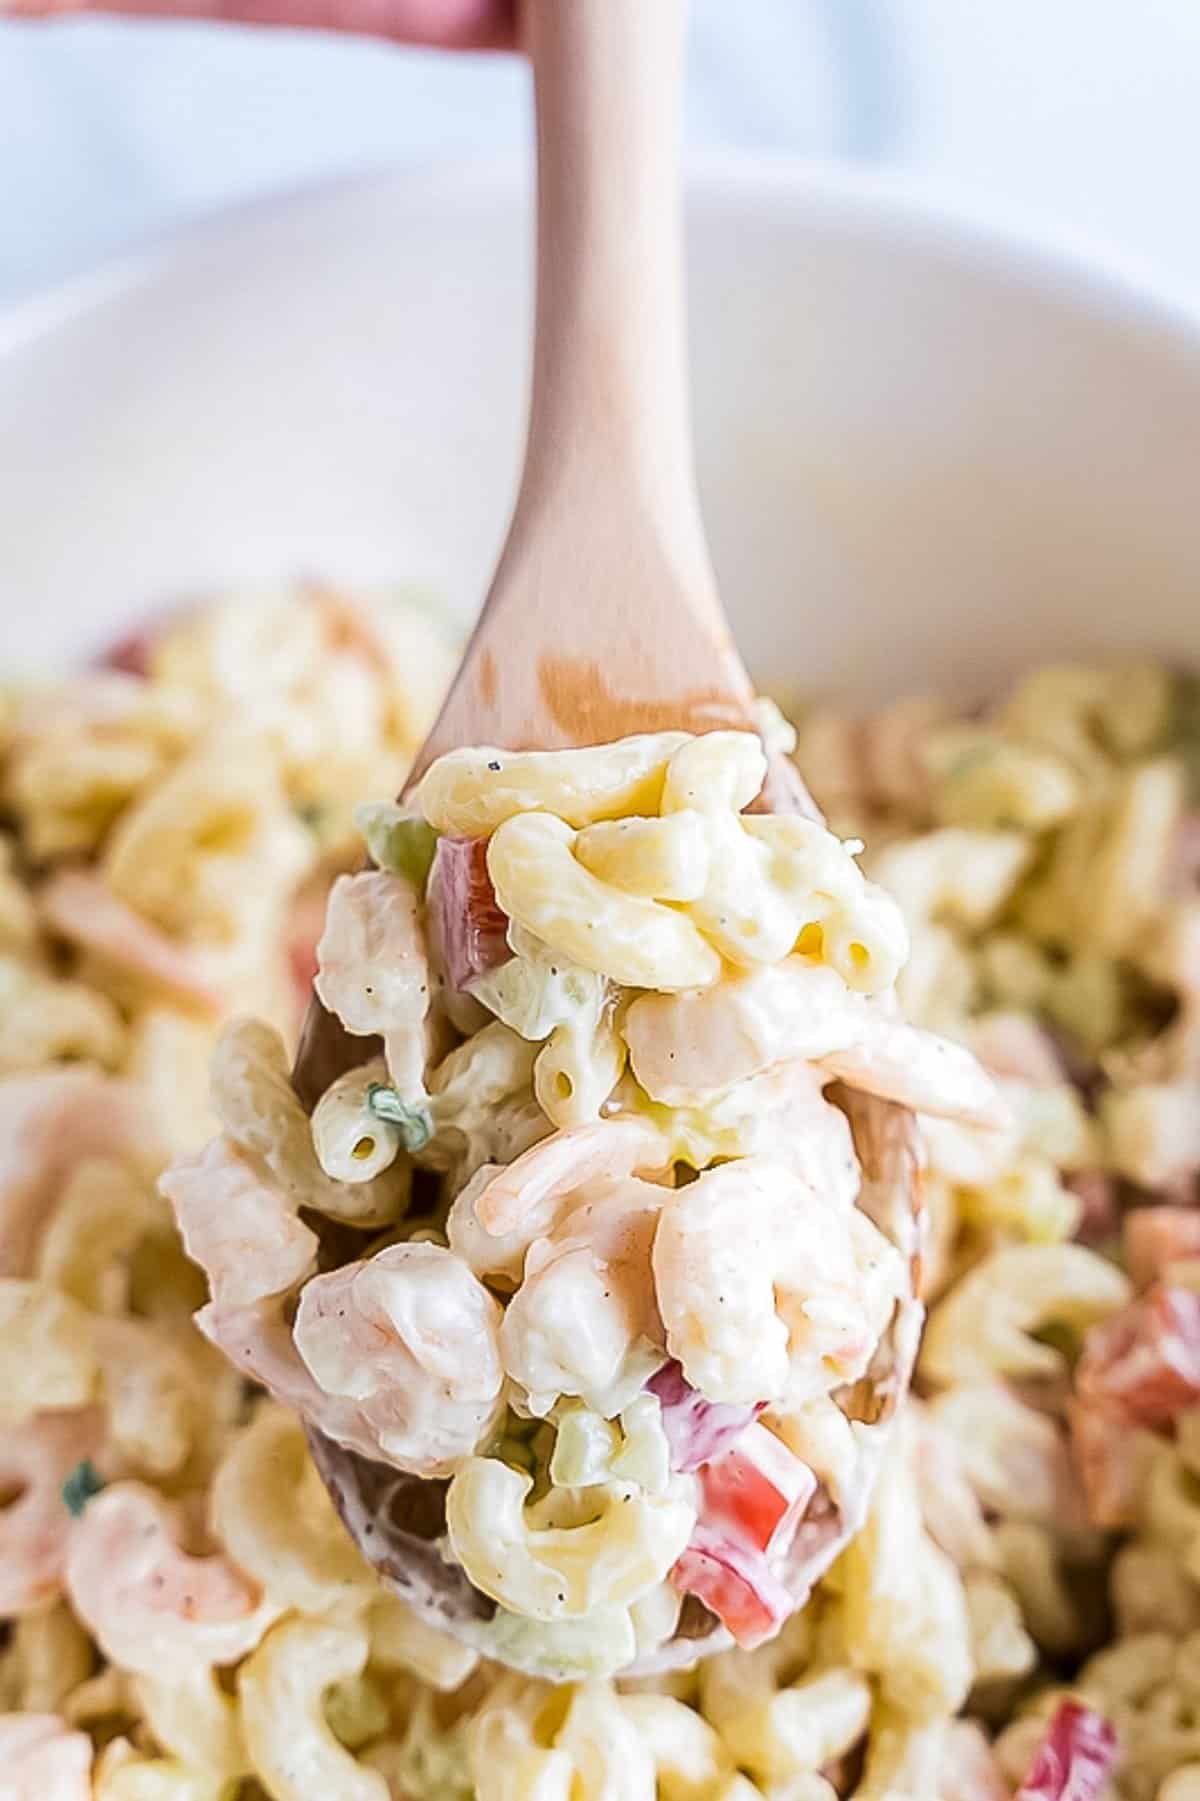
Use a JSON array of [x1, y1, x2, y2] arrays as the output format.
[[480, 1605, 637, 1681], [354, 801, 439, 890], [610, 1393, 670, 1495], [549, 1395, 670, 1496], [550, 1407, 621, 1488], [366, 1084, 433, 1152], [471, 923, 605, 1042]]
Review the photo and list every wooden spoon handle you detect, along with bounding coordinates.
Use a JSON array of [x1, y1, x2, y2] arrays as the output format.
[[407, 0, 754, 775], [514, 0, 711, 600]]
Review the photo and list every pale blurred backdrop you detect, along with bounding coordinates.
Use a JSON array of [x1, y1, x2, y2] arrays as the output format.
[[4, 0, 1200, 308]]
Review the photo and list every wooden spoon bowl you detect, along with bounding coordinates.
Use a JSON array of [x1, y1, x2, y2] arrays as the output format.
[[294, 0, 925, 1676]]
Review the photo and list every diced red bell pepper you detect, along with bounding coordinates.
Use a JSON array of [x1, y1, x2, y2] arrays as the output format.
[[646, 1360, 763, 1473], [671, 1526, 794, 1649], [1014, 1700, 1116, 1801], [699, 1422, 816, 1557]]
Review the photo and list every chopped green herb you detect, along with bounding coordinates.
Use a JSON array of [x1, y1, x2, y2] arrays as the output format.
[[62, 1459, 105, 1517], [354, 803, 439, 890], [366, 1084, 433, 1152], [296, 801, 327, 833]]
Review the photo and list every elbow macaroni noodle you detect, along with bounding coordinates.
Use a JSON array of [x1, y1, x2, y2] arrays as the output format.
[[2, 585, 1198, 1796]]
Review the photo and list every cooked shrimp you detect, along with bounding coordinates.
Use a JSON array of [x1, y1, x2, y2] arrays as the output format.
[[0, 1070, 154, 1277], [651, 1156, 905, 1409], [468, 1116, 670, 1239], [819, 1018, 1007, 1128], [65, 1482, 279, 1676], [624, 960, 861, 1104], [719, 1060, 862, 1209], [292, 1242, 506, 1477], [0, 1714, 92, 1801], [40, 869, 223, 1015], [196, 1298, 385, 1466], [623, 956, 1004, 1126], [446, 1115, 669, 1289], [161, 1133, 317, 1308], [500, 1177, 668, 1416], [0, 1409, 105, 1615]]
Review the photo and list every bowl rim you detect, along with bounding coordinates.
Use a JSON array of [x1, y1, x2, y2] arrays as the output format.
[[2, 150, 1200, 367]]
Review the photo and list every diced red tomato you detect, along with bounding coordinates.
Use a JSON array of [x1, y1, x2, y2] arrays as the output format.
[[646, 1361, 763, 1473], [671, 1527, 794, 1649], [699, 1422, 816, 1556], [431, 836, 510, 993], [1076, 1284, 1200, 1430], [1014, 1701, 1116, 1801], [1124, 1207, 1200, 1290]]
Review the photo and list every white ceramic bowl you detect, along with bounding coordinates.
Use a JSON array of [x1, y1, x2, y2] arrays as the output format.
[[1, 158, 1198, 685]]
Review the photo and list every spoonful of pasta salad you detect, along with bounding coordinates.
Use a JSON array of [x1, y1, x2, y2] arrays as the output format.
[[160, 0, 1005, 1680]]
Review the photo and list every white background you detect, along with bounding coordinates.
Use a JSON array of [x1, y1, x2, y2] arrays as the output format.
[[5, 0, 1200, 309]]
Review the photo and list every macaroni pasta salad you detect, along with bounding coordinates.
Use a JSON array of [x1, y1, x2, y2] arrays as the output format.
[[174, 715, 1004, 1683], [0, 582, 1194, 1799]]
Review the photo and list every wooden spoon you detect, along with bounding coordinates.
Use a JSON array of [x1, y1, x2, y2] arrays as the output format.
[[295, 0, 923, 1674]]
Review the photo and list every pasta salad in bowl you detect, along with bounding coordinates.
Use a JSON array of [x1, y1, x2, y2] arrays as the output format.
[[0, 579, 1196, 1799]]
